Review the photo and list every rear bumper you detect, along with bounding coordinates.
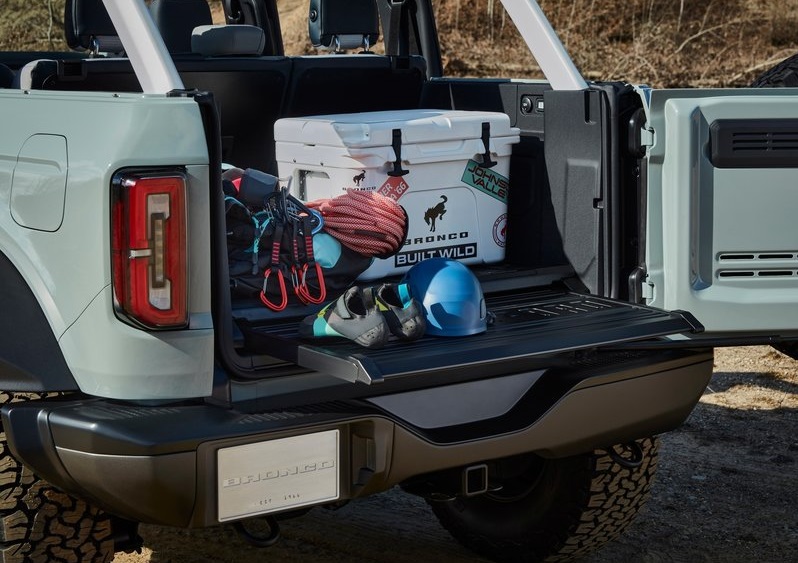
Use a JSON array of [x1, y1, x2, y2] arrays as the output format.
[[2, 349, 713, 528]]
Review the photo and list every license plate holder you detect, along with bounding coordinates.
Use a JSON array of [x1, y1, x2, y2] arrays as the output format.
[[217, 429, 339, 522]]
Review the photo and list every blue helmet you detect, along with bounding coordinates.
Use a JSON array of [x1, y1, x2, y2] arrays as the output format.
[[402, 258, 487, 337]]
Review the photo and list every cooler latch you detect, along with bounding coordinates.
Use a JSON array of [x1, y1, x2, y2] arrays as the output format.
[[479, 122, 497, 168], [388, 128, 409, 177]]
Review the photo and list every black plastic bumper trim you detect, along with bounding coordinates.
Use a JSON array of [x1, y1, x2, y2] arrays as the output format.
[[1, 349, 713, 528]]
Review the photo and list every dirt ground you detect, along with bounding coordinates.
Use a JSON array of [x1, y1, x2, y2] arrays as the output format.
[[112, 346, 798, 563]]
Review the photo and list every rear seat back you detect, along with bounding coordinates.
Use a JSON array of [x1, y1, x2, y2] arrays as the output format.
[[308, 0, 379, 52], [191, 24, 266, 56], [179, 55, 292, 171], [285, 54, 425, 117], [222, 0, 283, 55], [149, 0, 213, 55], [284, 0, 425, 117], [181, 25, 289, 170]]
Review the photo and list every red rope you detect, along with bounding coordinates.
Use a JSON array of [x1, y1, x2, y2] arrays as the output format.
[[306, 190, 406, 257]]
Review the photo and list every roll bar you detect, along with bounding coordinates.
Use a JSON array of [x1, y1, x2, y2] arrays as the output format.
[[102, 0, 184, 93], [500, 0, 588, 90]]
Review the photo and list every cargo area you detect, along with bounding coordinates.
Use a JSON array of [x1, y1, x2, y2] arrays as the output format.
[[215, 73, 657, 386], [217, 71, 670, 384]]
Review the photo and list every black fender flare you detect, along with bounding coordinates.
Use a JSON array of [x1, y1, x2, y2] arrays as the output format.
[[0, 251, 78, 392]]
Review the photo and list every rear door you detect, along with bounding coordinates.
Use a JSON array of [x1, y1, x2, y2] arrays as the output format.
[[644, 88, 798, 337]]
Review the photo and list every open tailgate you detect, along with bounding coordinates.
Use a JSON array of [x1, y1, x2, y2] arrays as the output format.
[[239, 288, 701, 385]]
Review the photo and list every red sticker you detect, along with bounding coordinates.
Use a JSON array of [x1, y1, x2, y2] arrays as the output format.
[[378, 176, 410, 201], [493, 214, 507, 248]]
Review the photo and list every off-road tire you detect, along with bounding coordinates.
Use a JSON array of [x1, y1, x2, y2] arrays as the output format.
[[750, 53, 798, 88], [0, 392, 115, 563], [428, 437, 659, 563]]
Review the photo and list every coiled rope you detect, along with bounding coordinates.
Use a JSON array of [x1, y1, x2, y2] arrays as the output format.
[[306, 190, 407, 258]]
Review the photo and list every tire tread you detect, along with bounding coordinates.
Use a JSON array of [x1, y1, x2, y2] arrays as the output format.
[[429, 437, 659, 563], [0, 392, 114, 563], [750, 53, 798, 87]]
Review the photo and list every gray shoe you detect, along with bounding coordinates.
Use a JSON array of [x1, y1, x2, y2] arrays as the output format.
[[364, 283, 426, 342], [299, 286, 390, 349]]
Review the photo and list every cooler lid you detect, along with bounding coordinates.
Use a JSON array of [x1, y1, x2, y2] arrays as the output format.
[[274, 109, 519, 148]]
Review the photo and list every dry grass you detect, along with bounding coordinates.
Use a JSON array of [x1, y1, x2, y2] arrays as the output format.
[[434, 0, 798, 87]]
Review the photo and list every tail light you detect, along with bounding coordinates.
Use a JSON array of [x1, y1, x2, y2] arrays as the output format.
[[112, 171, 188, 329]]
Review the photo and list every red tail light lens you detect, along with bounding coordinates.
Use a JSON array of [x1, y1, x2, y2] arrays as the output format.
[[112, 171, 188, 329]]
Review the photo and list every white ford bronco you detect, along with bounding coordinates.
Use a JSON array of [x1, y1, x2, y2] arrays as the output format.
[[1, 0, 797, 561]]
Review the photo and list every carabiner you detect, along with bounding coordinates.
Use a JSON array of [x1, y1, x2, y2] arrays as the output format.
[[259, 223, 288, 311], [289, 262, 304, 302], [260, 266, 288, 311], [296, 261, 326, 305], [292, 216, 326, 305], [288, 220, 306, 303]]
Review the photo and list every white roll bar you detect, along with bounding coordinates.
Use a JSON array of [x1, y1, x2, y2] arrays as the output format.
[[500, 0, 588, 90], [102, 0, 184, 94]]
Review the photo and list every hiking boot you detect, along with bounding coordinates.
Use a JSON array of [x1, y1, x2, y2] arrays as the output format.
[[299, 286, 389, 349]]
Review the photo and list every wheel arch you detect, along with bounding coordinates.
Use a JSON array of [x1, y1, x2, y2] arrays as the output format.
[[0, 250, 78, 392]]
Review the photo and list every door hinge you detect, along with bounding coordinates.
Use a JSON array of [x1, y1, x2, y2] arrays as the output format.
[[640, 127, 654, 148], [628, 108, 654, 158], [641, 279, 655, 300]]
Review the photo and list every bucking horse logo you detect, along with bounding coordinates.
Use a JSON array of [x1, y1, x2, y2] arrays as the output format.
[[424, 195, 448, 232], [353, 170, 366, 187]]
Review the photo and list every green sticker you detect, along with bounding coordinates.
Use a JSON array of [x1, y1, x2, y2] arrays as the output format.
[[460, 159, 509, 204]]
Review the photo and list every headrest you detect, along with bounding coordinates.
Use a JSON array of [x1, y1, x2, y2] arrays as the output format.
[[191, 25, 266, 56], [308, 0, 379, 52], [64, 0, 123, 54], [150, 0, 214, 54]]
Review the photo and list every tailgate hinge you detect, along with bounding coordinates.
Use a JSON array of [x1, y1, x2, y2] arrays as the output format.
[[628, 108, 655, 158], [640, 127, 655, 148], [641, 279, 655, 301]]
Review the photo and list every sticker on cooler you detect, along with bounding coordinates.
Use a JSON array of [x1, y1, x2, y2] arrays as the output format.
[[352, 170, 367, 187], [461, 159, 510, 204], [493, 213, 508, 248], [395, 187, 481, 268], [346, 169, 377, 192], [342, 168, 377, 192], [378, 175, 411, 201]]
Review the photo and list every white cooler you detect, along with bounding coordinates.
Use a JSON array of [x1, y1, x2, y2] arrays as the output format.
[[274, 109, 520, 280]]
